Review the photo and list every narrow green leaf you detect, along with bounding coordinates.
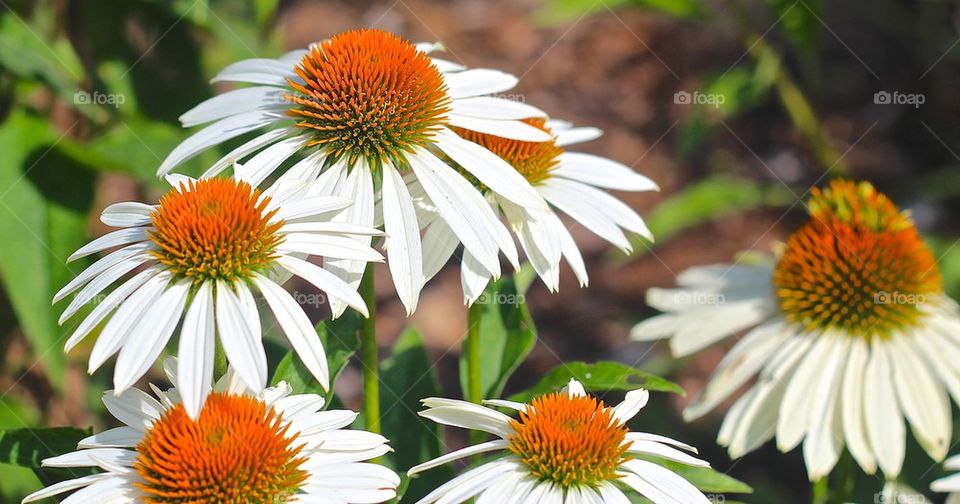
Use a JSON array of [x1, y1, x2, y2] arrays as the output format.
[[654, 459, 753, 494], [380, 327, 451, 501], [509, 361, 683, 403], [459, 278, 537, 401]]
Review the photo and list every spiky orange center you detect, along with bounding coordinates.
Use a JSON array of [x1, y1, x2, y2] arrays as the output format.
[[507, 392, 629, 489], [148, 178, 283, 284], [773, 180, 942, 336], [134, 393, 307, 503], [454, 118, 563, 185], [285, 29, 451, 165]]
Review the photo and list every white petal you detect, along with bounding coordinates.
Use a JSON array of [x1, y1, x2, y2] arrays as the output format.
[[406, 148, 501, 274], [444, 69, 518, 99], [254, 275, 330, 390], [555, 127, 603, 147], [211, 58, 295, 85], [888, 334, 951, 461], [420, 218, 460, 282], [59, 254, 153, 323], [864, 339, 906, 477], [448, 115, 553, 142], [215, 281, 267, 393], [78, 427, 142, 448], [180, 86, 286, 127], [381, 161, 423, 315], [102, 388, 163, 431], [177, 281, 215, 419], [55, 242, 154, 303], [539, 178, 630, 250], [277, 255, 369, 317], [236, 135, 306, 187], [841, 337, 876, 474], [461, 251, 494, 305], [200, 128, 292, 179], [277, 233, 383, 262], [64, 266, 161, 352], [323, 160, 374, 318], [69, 228, 149, 262], [21, 473, 113, 502], [100, 202, 153, 228], [419, 399, 513, 438], [802, 335, 848, 481], [157, 110, 279, 176], [554, 152, 659, 191], [435, 128, 546, 210], [112, 280, 190, 393], [88, 271, 170, 373], [450, 96, 545, 120], [776, 333, 836, 452], [272, 196, 353, 221], [612, 388, 650, 424]]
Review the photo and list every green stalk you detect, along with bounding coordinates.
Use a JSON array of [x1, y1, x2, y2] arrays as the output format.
[[359, 264, 380, 435], [466, 300, 484, 405], [811, 476, 829, 504]]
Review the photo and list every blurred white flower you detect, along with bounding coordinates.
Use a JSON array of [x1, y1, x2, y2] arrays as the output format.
[[632, 180, 959, 480]]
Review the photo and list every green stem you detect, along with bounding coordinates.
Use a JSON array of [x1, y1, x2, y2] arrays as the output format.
[[359, 265, 380, 435], [466, 300, 484, 405], [811, 476, 829, 504], [213, 339, 227, 381]]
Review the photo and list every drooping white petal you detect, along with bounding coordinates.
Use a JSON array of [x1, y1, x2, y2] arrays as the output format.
[[554, 127, 603, 147], [68, 228, 149, 262], [102, 388, 163, 431], [436, 128, 547, 210], [88, 271, 170, 373], [112, 280, 190, 393], [841, 337, 876, 474], [211, 58, 295, 85], [100, 202, 154, 228], [888, 334, 951, 462], [254, 274, 330, 390], [64, 266, 162, 352], [324, 159, 374, 318], [201, 128, 292, 179], [177, 281, 215, 419], [381, 161, 423, 315], [215, 281, 267, 393], [59, 254, 154, 323], [236, 135, 307, 187], [802, 334, 849, 481], [420, 218, 460, 283], [864, 339, 906, 477], [277, 255, 369, 317]]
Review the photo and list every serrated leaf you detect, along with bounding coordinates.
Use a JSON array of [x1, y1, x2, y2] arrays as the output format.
[[509, 361, 683, 403], [459, 278, 537, 401]]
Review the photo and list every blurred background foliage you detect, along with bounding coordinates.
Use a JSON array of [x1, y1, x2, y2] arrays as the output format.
[[1, 0, 960, 502]]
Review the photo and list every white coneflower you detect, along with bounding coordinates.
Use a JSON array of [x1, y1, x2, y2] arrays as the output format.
[[56, 175, 381, 417], [159, 28, 552, 315], [632, 179, 959, 481], [408, 379, 712, 503], [21, 359, 399, 504], [419, 118, 656, 302]]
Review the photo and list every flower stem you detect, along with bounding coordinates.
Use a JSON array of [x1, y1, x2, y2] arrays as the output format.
[[811, 476, 829, 504], [466, 300, 484, 405], [359, 264, 380, 435]]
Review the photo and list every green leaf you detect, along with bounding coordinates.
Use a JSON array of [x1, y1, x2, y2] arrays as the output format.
[[270, 311, 362, 406], [624, 176, 794, 257], [0, 427, 90, 468], [509, 361, 683, 403], [380, 327, 451, 501], [654, 459, 753, 494], [459, 278, 537, 401], [0, 111, 98, 385]]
